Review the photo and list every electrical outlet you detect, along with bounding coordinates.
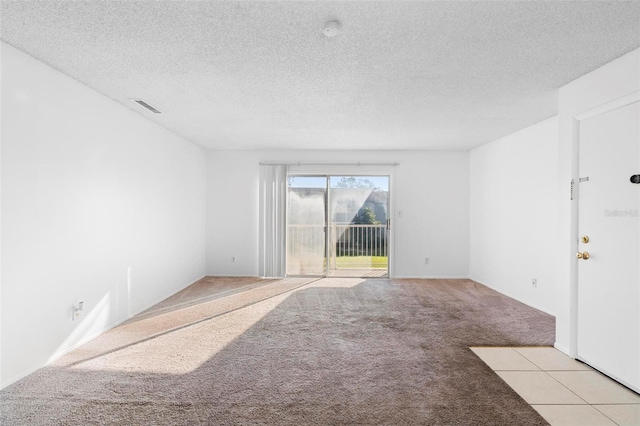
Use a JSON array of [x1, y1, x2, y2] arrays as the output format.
[[231, 256, 236, 263], [72, 301, 84, 321], [531, 278, 537, 288], [424, 257, 430, 265]]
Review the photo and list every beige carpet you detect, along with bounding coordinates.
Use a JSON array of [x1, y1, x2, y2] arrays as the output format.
[[1, 277, 554, 425]]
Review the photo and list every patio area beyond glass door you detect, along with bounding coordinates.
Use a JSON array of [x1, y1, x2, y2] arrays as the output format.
[[287, 175, 389, 278], [328, 176, 389, 277]]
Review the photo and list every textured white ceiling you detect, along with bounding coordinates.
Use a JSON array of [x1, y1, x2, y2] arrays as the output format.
[[2, 1, 640, 150]]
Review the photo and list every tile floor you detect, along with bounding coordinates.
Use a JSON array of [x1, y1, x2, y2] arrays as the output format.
[[470, 347, 640, 426]]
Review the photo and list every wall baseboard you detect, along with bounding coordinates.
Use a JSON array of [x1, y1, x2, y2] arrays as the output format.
[[1, 275, 205, 390], [469, 277, 556, 318], [205, 274, 260, 278], [554, 342, 571, 356], [205, 273, 260, 277], [391, 275, 471, 280]]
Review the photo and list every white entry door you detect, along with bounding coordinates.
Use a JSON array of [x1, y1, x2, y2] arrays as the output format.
[[577, 100, 640, 392]]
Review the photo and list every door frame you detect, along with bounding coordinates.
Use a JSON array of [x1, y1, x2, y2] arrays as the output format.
[[569, 91, 640, 361], [285, 168, 396, 278]]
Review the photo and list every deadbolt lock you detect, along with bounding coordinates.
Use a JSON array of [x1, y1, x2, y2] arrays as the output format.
[[581, 235, 589, 244], [576, 251, 590, 260]]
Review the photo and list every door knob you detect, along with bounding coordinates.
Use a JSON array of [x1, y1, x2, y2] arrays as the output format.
[[576, 251, 590, 260], [581, 235, 589, 243]]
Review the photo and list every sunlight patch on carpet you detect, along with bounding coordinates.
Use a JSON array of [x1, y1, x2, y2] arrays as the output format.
[[70, 293, 289, 375]]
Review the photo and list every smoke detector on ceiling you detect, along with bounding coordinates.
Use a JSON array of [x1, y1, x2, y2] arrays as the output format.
[[323, 21, 341, 37]]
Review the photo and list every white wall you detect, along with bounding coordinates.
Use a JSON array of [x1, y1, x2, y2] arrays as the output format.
[[469, 117, 558, 315], [0, 43, 207, 388], [556, 48, 640, 355], [207, 150, 469, 278]]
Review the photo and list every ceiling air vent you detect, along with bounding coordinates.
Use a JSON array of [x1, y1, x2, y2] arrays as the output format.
[[131, 99, 162, 114]]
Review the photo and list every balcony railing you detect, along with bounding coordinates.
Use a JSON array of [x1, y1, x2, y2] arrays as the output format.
[[287, 223, 388, 272]]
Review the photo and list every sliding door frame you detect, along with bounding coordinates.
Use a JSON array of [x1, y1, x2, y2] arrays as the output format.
[[286, 168, 395, 278]]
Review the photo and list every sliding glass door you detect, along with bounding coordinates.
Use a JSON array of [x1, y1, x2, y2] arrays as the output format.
[[286, 176, 327, 276], [287, 175, 389, 278], [328, 176, 389, 277]]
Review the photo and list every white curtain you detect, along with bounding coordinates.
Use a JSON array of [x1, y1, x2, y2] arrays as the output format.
[[258, 165, 288, 277]]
